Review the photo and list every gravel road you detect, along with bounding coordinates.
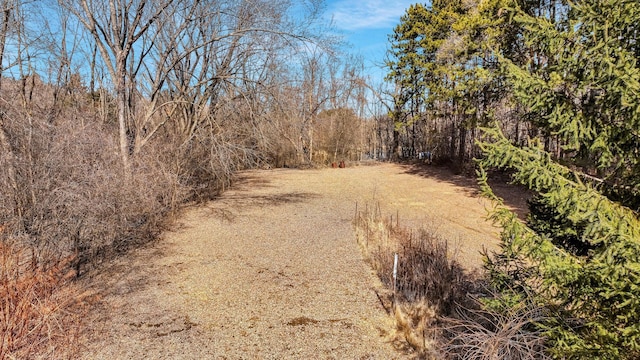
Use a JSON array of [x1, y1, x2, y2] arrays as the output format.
[[78, 163, 522, 359]]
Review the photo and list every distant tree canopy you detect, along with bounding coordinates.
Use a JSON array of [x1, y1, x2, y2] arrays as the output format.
[[387, 0, 640, 358]]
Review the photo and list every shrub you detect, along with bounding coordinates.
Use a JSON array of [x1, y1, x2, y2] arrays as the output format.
[[354, 202, 555, 359], [354, 204, 476, 357], [0, 79, 188, 273], [442, 296, 550, 360]]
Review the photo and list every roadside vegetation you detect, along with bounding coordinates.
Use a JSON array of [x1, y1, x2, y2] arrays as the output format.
[[380, 0, 640, 358], [1, 242, 86, 359], [354, 204, 549, 359]]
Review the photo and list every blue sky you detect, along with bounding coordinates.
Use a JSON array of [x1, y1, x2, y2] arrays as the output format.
[[324, 0, 419, 83]]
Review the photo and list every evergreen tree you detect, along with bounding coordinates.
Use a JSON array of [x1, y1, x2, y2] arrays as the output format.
[[386, 1, 467, 161], [385, 0, 640, 356], [387, 0, 515, 164], [479, 0, 640, 358], [436, 0, 512, 164], [386, 3, 432, 158]]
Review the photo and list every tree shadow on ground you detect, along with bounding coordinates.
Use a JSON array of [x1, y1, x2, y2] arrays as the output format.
[[228, 171, 320, 207], [204, 172, 321, 221], [220, 192, 321, 209], [232, 172, 275, 191], [399, 162, 532, 220]]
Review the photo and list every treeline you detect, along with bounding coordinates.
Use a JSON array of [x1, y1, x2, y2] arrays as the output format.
[[385, 0, 627, 168], [0, 0, 374, 271], [385, 0, 640, 358]]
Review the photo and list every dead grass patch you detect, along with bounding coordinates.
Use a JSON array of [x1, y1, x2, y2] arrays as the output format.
[[0, 241, 89, 359], [354, 203, 475, 357], [354, 203, 549, 359], [441, 298, 550, 360]]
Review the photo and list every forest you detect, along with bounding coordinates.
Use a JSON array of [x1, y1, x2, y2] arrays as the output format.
[[1, 0, 639, 358]]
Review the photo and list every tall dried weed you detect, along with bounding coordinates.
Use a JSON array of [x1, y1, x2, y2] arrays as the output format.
[[0, 241, 88, 359], [354, 203, 549, 359], [441, 298, 550, 360], [354, 204, 474, 357]]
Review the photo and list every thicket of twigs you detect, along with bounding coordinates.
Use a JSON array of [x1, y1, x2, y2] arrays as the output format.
[[0, 79, 188, 272], [354, 204, 549, 359], [0, 79, 304, 358]]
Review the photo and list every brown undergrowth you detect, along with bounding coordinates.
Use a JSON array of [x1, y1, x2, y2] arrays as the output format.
[[0, 241, 89, 359], [354, 202, 475, 358], [354, 203, 549, 359]]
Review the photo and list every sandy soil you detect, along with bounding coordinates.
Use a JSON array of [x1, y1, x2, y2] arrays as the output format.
[[77, 162, 528, 359]]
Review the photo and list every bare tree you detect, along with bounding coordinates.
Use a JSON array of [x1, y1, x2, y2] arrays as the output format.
[[0, 1, 18, 231], [60, 0, 182, 174], [267, 49, 368, 165], [61, 0, 332, 173]]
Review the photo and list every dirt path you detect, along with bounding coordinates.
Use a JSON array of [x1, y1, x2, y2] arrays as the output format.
[[79, 163, 525, 359]]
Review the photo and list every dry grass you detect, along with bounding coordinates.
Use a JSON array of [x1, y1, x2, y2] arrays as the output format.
[[393, 300, 441, 358], [354, 203, 475, 309], [0, 241, 88, 359], [354, 202, 549, 359], [354, 204, 476, 357], [441, 298, 550, 360]]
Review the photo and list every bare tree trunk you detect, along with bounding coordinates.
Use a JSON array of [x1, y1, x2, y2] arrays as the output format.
[[116, 71, 131, 174], [393, 127, 401, 160], [0, 0, 10, 93], [458, 126, 467, 166], [308, 126, 314, 163]]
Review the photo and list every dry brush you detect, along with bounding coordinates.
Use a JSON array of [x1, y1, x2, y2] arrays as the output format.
[[353, 203, 549, 359]]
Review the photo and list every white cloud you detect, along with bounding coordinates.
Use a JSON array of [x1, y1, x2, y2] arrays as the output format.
[[328, 0, 417, 31]]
